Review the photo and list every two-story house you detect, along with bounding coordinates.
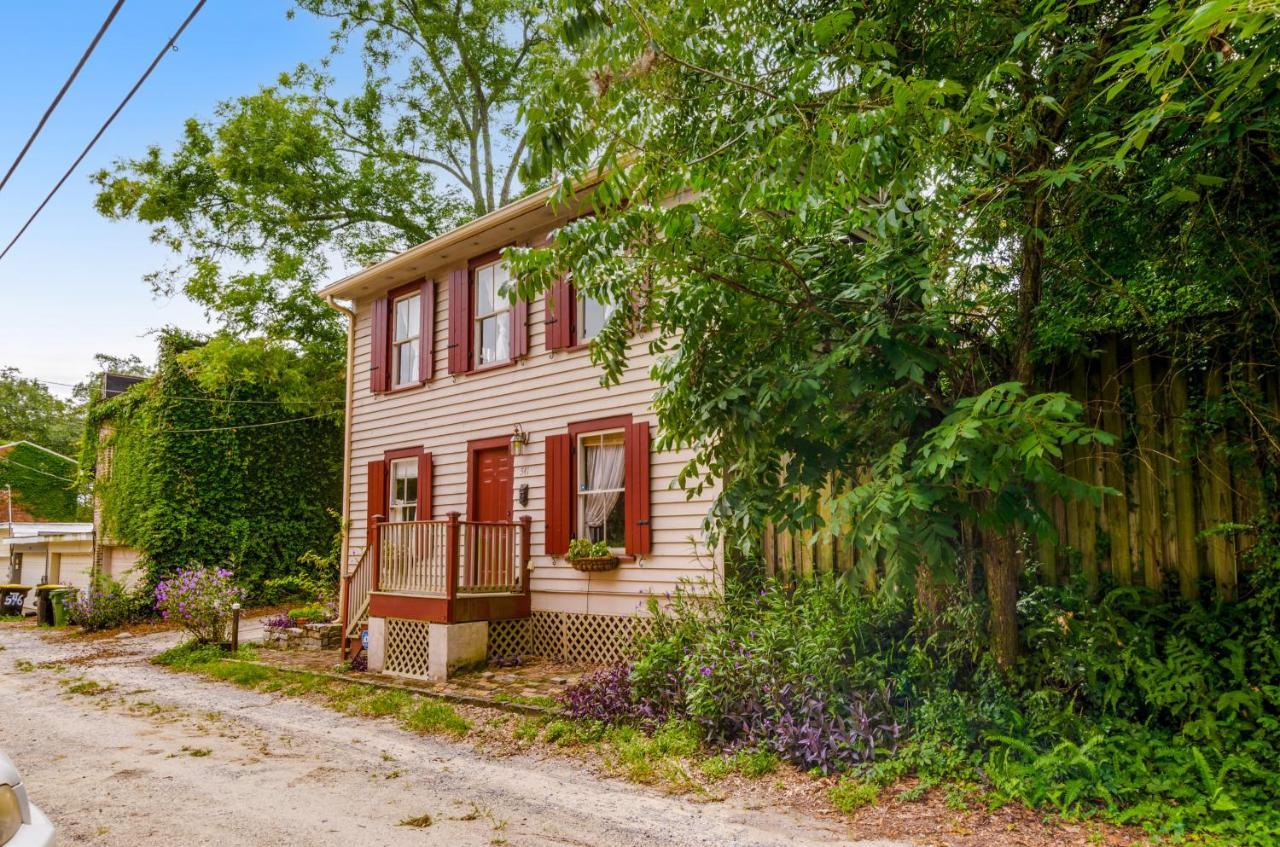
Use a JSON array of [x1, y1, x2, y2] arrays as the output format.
[[323, 182, 719, 680]]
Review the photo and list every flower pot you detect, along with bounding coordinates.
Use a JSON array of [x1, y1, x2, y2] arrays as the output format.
[[567, 555, 620, 573], [292, 618, 312, 627]]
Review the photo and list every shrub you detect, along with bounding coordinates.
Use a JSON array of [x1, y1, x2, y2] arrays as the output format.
[[628, 580, 904, 772], [68, 575, 149, 631], [560, 664, 658, 724], [287, 605, 330, 622], [264, 613, 293, 629], [154, 566, 247, 644]]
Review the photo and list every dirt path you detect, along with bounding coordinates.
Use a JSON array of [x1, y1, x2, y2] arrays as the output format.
[[0, 623, 907, 847]]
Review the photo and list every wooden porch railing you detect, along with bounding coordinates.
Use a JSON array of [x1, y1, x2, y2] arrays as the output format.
[[339, 544, 373, 658], [376, 513, 531, 598]]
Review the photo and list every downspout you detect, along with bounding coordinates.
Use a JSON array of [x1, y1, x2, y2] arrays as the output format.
[[324, 294, 357, 577]]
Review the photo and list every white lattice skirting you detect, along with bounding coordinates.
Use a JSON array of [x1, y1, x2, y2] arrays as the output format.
[[384, 618, 431, 679], [382, 612, 653, 679], [487, 612, 653, 665]]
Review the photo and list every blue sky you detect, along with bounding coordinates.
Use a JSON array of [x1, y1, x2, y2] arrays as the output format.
[[0, 1, 353, 395]]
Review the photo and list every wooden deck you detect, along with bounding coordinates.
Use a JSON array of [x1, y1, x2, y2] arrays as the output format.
[[341, 513, 532, 658]]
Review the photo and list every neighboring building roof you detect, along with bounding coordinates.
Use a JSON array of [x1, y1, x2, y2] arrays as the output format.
[[317, 176, 604, 301], [0, 522, 94, 550], [101, 372, 146, 398]]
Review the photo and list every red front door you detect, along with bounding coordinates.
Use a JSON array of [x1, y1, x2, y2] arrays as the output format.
[[472, 445, 513, 522], [470, 444, 513, 588]]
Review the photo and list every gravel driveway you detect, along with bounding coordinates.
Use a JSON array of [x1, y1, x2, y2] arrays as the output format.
[[0, 623, 908, 847]]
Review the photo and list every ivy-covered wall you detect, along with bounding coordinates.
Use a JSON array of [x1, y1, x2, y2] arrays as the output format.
[[83, 332, 343, 598], [0, 442, 83, 522]]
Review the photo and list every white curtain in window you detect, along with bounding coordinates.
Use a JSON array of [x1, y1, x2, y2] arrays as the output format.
[[584, 443, 625, 529]]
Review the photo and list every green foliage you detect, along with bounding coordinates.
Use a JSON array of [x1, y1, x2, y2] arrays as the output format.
[[94, 0, 540, 350], [509, 0, 1280, 661], [287, 605, 330, 622], [0, 440, 82, 521], [67, 574, 151, 632], [829, 777, 879, 814], [567, 537, 611, 559], [82, 331, 342, 601], [632, 567, 1280, 842], [0, 368, 82, 457]]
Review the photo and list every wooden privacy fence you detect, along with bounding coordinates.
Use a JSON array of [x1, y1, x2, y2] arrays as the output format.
[[761, 338, 1279, 600]]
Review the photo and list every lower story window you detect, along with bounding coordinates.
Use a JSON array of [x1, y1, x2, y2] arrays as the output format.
[[577, 430, 625, 549], [389, 457, 418, 521]]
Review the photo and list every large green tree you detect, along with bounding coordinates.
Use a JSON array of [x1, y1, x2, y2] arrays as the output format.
[[94, 0, 540, 353], [0, 368, 81, 457], [510, 0, 1280, 665]]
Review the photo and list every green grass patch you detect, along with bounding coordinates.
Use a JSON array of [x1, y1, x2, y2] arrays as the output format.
[[829, 777, 879, 814], [64, 678, 113, 696], [403, 699, 470, 737], [700, 747, 780, 781]]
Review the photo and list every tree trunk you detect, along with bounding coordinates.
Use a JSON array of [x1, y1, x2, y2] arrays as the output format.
[[982, 528, 1020, 669]]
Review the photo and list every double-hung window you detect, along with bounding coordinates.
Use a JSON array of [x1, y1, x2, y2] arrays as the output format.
[[392, 291, 422, 386], [473, 260, 512, 367], [388, 458, 419, 522], [576, 430, 627, 550]]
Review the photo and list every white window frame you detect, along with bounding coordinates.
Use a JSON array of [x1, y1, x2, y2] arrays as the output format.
[[391, 291, 421, 386], [473, 259, 512, 366], [388, 457, 419, 522], [576, 429, 627, 551]]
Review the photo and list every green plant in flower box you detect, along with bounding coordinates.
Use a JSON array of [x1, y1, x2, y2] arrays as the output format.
[[567, 538, 611, 560]]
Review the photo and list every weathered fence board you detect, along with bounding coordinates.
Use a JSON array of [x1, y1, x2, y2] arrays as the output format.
[[759, 339, 1277, 601]]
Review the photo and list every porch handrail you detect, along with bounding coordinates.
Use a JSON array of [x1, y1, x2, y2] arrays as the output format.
[[376, 514, 531, 597], [341, 544, 373, 641]]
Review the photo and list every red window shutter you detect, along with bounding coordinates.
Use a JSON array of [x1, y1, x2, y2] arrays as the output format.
[[369, 297, 389, 393], [544, 433, 572, 555], [512, 296, 529, 359], [545, 277, 574, 350], [366, 459, 387, 549], [447, 268, 471, 373], [624, 421, 652, 556], [417, 451, 433, 519], [419, 279, 434, 381]]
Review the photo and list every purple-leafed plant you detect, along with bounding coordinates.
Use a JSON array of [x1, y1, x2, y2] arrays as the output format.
[[154, 566, 247, 644], [349, 652, 368, 672], [558, 663, 671, 726], [265, 613, 293, 629], [716, 679, 900, 773]]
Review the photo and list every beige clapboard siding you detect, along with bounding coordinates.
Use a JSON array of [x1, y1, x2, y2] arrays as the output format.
[[346, 256, 719, 615]]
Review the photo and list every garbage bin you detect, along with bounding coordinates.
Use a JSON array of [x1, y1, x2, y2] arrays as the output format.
[[1, 584, 32, 617], [34, 584, 61, 626], [50, 588, 74, 626]]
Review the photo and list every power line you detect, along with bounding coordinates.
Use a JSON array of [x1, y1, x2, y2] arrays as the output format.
[[0, 457, 78, 484], [0, 0, 127, 197], [0, 0, 207, 263], [166, 414, 331, 434], [19, 376, 346, 406]]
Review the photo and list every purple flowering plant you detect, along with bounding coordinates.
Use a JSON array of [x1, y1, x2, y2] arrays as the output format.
[[154, 566, 247, 644]]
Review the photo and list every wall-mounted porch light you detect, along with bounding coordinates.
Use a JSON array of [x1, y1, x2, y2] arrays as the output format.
[[511, 424, 529, 455]]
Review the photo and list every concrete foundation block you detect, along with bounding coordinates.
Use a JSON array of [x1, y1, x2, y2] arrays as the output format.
[[427, 621, 488, 681], [366, 616, 386, 672]]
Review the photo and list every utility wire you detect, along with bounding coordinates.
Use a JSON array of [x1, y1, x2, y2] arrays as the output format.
[[0, 457, 78, 484], [0, 0, 207, 263], [21, 376, 346, 406], [165, 414, 331, 434], [0, 0, 126, 197]]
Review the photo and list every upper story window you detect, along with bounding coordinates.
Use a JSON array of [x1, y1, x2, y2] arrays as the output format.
[[369, 280, 432, 394], [577, 291, 616, 342], [473, 259, 512, 366], [392, 291, 422, 386], [577, 430, 626, 550], [388, 457, 419, 522]]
